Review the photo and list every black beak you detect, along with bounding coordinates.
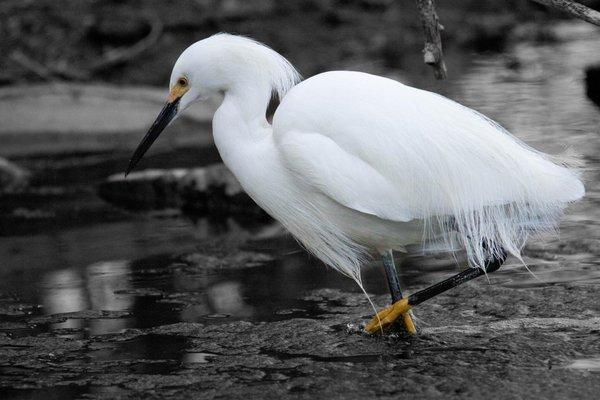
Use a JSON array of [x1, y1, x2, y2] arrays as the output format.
[[125, 97, 181, 176]]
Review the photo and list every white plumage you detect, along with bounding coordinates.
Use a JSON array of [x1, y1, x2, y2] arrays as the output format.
[[167, 34, 584, 286]]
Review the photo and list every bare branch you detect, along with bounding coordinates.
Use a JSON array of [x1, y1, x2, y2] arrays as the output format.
[[530, 0, 600, 27], [415, 0, 447, 80]]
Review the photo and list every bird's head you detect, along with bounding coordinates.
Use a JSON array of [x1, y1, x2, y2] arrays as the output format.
[[125, 34, 299, 176], [125, 41, 219, 176]]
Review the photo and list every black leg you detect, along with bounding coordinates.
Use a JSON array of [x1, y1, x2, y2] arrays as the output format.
[[366, 248, 507, 334], [381, 250, 417, 334], [407, 248, 507, 308], [382, 250, 403, 303]]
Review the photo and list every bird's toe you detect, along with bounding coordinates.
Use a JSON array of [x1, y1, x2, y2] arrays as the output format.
[[365, 298, 415, 334]]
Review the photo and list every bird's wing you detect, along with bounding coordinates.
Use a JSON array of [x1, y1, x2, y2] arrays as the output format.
[[276, 130, 412, 222], [273, 71, 583, 220], [273, 70, 583, 268]]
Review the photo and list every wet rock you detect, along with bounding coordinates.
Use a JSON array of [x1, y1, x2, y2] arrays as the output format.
[[179, 163, 260, 215], [99, 168, 188, 210], [0, 299, 40, 316], [585, 64, 600, 107], [0, 157, 29, 193], [0, 334, 87, 365], [99, 163, 266, 216]]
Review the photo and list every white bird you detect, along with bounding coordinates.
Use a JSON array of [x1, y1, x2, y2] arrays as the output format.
[[127, 34, 584, 334]]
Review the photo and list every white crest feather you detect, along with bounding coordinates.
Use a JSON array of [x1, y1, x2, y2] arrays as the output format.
[[206, 33, 301, 100]]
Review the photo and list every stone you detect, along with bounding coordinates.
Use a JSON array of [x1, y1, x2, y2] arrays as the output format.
[[178, 164, 262, 215], [99, 168, 188, 210], [98, 163, 266, 216]]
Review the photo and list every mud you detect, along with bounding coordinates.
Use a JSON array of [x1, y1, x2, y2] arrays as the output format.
[[1, 255, 600, 400]]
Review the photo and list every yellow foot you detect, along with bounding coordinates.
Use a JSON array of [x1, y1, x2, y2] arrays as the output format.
[[365, 298, 416, 335]]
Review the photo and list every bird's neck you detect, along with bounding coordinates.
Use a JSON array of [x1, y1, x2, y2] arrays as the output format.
[[219, 82, 272, 127], [212, 82, 274, 179]]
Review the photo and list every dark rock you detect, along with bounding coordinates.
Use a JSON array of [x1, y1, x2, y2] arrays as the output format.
[[585, 64, 600, 107], [99, 168, 187, 210], [98, 164, 266, 217], [179, 164, 264, 216], [0, 157, 29, 193]]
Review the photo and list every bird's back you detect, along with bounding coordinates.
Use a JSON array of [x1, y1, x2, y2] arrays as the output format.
[[274, 71, 583, 211], [273, 70, 584, 267]]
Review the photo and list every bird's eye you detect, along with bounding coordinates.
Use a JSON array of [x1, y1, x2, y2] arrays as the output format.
[[178, 77, 188, 87]]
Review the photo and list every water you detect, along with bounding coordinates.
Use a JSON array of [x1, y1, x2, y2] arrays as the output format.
[[1, 21, 600, 398]]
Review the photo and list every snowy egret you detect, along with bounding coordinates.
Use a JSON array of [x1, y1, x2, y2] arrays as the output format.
[[127, 34, 584, 335]]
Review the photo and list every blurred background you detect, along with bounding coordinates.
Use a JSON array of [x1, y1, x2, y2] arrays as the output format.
[[1, 1, 600, 397]]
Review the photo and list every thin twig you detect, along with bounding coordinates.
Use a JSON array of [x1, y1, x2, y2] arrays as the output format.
[[414, 0, 447, 80], [530, 0, 600, 27]]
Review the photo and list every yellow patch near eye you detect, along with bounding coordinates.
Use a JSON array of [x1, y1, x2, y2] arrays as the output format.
[[168, 78, 190, 103]]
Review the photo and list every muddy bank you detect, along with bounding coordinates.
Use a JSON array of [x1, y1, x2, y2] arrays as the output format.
[[2, 223, 600, 399], [1, 254, 600, 399]]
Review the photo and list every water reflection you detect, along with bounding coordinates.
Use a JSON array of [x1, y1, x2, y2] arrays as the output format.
[[32, 228, 382, 334], [86, 261, 133, 334], [42, 268, 87, 330], [206, 281, 254, 317]]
